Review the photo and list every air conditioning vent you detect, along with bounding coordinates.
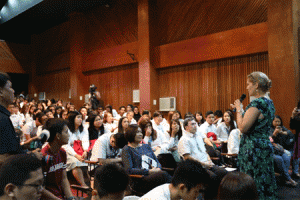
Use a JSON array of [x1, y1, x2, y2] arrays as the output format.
[[159, 97, 176, 111]]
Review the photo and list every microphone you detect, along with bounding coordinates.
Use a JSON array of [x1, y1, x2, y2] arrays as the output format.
[[233, 94, 246, 112]]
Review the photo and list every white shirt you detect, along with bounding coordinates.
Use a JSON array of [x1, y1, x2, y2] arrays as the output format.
[[139, 184, 171, 200], [178, 131, 209, 163], [62, 128, 89, 156], [144, 129, 173, 153], [90, 133, 121, 161], [151, 119, 168, 135], [199, 122, 217, 138], [10, 114, 23, 128], [129, 118, 137, 125], [227, 129, 242, 154], [104, 121, 118, 134], [216, 122, 231, 142]]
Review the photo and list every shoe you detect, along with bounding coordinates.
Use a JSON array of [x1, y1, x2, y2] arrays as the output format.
[[285, 179, 298, 187]]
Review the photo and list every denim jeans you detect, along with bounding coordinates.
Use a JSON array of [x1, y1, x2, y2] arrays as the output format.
[[273, 153, 292, 181], [289, 149, 299, 174]]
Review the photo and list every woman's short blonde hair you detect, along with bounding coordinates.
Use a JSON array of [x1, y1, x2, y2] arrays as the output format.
[[247, 71, 272, 93]]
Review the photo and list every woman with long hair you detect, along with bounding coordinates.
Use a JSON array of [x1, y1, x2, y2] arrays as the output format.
[[88, 114, 104, 140], [64, 111, 89, 188], [216, 111, 236, 143], [117, 117, 129, 134], [103, 112, 118, 134]]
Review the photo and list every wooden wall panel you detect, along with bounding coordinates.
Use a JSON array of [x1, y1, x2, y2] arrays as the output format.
[[84, 0, 138, 53], [156, 0, 267, 45], [87, 63, 139, 110], [158, 53, 269, 117], [34, 70, 70, 103]]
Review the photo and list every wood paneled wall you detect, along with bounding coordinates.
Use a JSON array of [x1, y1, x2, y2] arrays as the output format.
[[156, 0, 267, 45], [86, 63, 139, 109], [158, 53, 269, 116]]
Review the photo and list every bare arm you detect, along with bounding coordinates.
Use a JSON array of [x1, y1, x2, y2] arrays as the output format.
[[41, 189, 62, 200], [236, 107, 261, 134], [61, 170, 74, 199]]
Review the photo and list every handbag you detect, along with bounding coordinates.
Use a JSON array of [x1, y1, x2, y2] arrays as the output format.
[[73, 140, 84, 156]]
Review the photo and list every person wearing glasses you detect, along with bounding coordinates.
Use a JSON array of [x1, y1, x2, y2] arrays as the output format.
[[139, 159, 210, 200], [0, 154, 44, 200]]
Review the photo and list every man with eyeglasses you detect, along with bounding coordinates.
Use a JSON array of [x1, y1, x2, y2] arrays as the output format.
[[0, 154, 44, 200]]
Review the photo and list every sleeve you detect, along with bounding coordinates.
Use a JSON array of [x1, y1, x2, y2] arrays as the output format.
[[199, 124, 207, 136], [228, 130, 239, 154], [92, 137, 107, 159], [121, 146, 149, 175], [178, 137, 191, 157], [81, 128, 89, 151], [215, 125, 223, 141], [157, 130, 173, 153]]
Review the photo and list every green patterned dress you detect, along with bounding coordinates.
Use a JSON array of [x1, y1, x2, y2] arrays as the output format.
[[238, 97, 277, 200]]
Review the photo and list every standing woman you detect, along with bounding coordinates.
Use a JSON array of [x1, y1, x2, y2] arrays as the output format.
[[231, 71, 276, 200], [290, 101, 300, 178], [64, 111, 89, 188]]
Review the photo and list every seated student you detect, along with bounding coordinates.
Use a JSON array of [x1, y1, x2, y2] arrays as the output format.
[[178, 118, 227, 183], [151, 111, 168, 134], [88, 114, 105, 149], [44, 109, 54, 119], [213, 110, 223, 126], [0, 154, 44, 200], [127, 110, 137, 125], [216, 111, 236, 143], [103, 112, 118, 134], [133, 106, 141, 123], [93, 163, 129, 200], [122, 124, 172, 193], [218, 171, 258, 200], [9, 103, 24, 129], [90, 133, 127, 165], [116, 117, 129, 134], [41, 118, 76, 200], [139, 159, 210, 200]]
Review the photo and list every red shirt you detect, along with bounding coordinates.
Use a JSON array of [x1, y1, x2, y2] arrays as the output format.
[[41, 144, 67, 199]]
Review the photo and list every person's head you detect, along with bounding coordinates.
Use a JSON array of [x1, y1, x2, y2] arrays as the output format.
[[118, 117, 129, 133], [103, 112, 113, 124], [20, 104, 29, 115], [139, 118, 157, 140], [0, 72, 14, 108], [214, 110, 223, 119], [183, 118, 197, 134], [272, 115, 283, 128], [218, 171, 258, 200], [0, 154, 43, 200], [171, 159, 210, 200], [205, 111, 214, 125], [110, 133, 127, 150], [184, 112, 193, 119], [46, 99, 52, 107], [97, 106, 104, 115], [68, 104, 75, 112], [55, 106, 62, 115], [153, 111, 163, 125], [44, 109, 54, 119], [105, 104, 113, 114], [118, 106, 126, 116], [172, 110, 182, 120], [79, 107, 88, 119], [34, 112, 47, 127], [194, 112, 204, 125], [45, 118, 69, 145], [94, 163, 129, 200], [170, 119, 183, 140], [223, 111, 235, 132], [12, 104, 20, 114], [127, 111, 134, 122], [88, 114, 103, 131], [247, 71, 272, 96], [126, 104, 133, 112], [68, 111, 83, 133], [133, 106, 139, 115], [37, 102, 44, 112], [141, 110, 151, 118], [125, 124, 143, 144], [56, 99, 63, 107], [61, 109, 68, 120], [7, 103, 15, 114]]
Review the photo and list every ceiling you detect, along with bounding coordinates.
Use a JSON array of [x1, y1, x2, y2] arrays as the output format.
[[0, 0, 112, 43]]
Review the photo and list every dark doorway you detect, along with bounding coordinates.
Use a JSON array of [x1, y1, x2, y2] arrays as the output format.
[[7, 73, 29, 97]]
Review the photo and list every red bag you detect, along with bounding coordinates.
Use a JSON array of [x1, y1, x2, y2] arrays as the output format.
[[87, 139, 97, 152], [73, 140, 84, 156]]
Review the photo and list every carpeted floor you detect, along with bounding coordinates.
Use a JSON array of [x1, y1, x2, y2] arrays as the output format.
[[277, 176, 300, 200]]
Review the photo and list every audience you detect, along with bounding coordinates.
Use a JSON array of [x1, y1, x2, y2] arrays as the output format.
[[216, 111, 236, 143], [103, 112, 118, 134]]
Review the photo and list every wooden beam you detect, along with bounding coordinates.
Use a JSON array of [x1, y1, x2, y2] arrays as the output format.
[[268, 0, 300, 127], [83, 42, 138, 72], [156, 22, 268, 68]]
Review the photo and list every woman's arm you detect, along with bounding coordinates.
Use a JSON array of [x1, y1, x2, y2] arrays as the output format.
[[121, 146, 149, 175], [236, 107, 261, 134]]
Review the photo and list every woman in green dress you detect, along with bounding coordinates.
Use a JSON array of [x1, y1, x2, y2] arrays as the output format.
[[231, 71, 277, 200]]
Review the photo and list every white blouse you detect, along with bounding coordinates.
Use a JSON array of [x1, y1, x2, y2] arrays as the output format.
[[227, 129, 242, 154], [62, 128, 89, 156]]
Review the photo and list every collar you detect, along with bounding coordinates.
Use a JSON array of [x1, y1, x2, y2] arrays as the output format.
[[0, 104, 11, 117], [184, 130, 196, 138]]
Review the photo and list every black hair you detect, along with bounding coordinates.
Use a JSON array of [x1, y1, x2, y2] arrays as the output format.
[[205, 110, 214, 118], [139, 118, 157, 141], [88, 114, 104, 140], [214, 110, 223, 118], [183, 117, 194, 130], [127, 104, 134, 111], [218, 171, 258, 200], [113, 133, 127, 149], [153, 111, 162, 118], [45, 118, 68, 143], [0, 72, 10, 88], [169, 119, 183, 140], [142, 110, 150, 116], [118, 117, 128, 134], [222, 111, 236, 133], [194, 111, 205, 125], [34, 112, 46, 123], [105, 104, 113, 113], [184, 112, 193, 119], [119, 106, 126, 110], [68, 111, 83, 133], [171, 159, 210, 191], [0, 154, 41, 196], [94, 163, 129, 198], [124, 124, 139, 143], [174, 110, 182, 119], [273, 115, 283, 127]]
